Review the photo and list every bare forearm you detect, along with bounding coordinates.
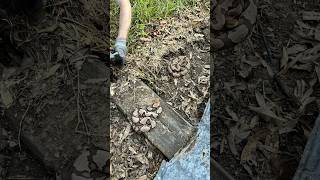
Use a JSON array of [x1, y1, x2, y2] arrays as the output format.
[[117, 0, 131, 40]]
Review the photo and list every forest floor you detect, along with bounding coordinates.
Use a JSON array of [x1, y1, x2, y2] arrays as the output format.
[[212, 0, 320, 179]]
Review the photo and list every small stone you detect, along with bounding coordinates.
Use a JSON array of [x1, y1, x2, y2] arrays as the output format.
[[139, 109, 146, 116], [151, 112, 158, 118], [133, 109, 139, 117], [180, 69, 188, 75], [156, 107, 163, 114], [8, 141, 17, 148], [140, 117, 150, 125], [132, 117, 140, 123], [145, 112, 152, 117], [140, 126, 150, 132], [153, 101, 161, 108], [150, 120, 156, 128], [147, 106, 154, 111]]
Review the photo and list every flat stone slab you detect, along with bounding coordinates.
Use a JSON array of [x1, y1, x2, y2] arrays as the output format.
[[111, 79, 196, 159]]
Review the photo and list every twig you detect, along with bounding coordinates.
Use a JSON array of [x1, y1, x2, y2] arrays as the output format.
[[257, 21, 297, 104], [75, 130, 107, 137], [80, 108, 90, 144], [76, 69, 90, 143], [45, 0, 69, 7], [62, 17, 89, 30], [18, 101, 32, 151], [6, 177, 41, 180], [133, 80, 136, 103]]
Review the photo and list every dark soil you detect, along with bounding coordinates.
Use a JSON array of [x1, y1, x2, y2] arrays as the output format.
[[212, 0, 320, 180], [0, 0, 110, 179]]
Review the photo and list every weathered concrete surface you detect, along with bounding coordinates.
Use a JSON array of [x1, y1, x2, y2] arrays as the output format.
[[112, 79, 195, 159]]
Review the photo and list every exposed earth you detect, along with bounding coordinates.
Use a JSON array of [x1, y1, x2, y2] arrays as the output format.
[[212, 0, 320, 179], [0, 0, 210, 179], [2, 0, 319, 179]]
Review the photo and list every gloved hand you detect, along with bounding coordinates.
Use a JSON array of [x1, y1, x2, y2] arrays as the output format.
[[114, 39, 127, 66]]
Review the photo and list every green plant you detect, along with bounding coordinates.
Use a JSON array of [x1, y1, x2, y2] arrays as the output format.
[[110, 0, 196, 48]]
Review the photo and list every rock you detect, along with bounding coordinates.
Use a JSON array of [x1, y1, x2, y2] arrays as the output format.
[[133, 109, 139, 117], [140, 117, 150, 125], [156, 107, 163, 114], [132, 117, 140, 123], [151, 120, 156, 128], [140, 126, 150, 132], [139, 109, 146, 115], [153, 102, 160, 108]]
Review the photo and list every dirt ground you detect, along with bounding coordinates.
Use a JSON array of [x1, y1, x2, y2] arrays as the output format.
[[212, 0, 320, 180], [110, 1, 210, 179], [0, 0, 210, 179], [1, 0, 109, 179], [4, 0, 319, 179]]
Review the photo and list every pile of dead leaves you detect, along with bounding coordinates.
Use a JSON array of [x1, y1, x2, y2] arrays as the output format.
[[0, 0, 109, 110], [213, 8, 320, 180]]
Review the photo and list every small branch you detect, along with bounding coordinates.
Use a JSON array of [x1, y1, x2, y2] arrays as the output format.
[[18, 101, 32, 151]]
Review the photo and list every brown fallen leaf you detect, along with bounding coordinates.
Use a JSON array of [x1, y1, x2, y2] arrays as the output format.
[[241, 128, 270, 166], [292, 63, 313, 72], [249, 92, 287, 126], [212, 5, 226, 31], [43, 64, 61, 79], [0, 82, 13, 109], [315, 24, 320, 41], [119, 124, 131, 143], [225, 106, 239, 122], [280, 47, 289, 69], [227, 126, 239, 157], [225, 107, 252, 157], [135, 154, 149, 165], [315, 64, 320, 83], [287, 44, 307, 55], [294, 79, 316, 113], [302, 11, 320, 21], [137, 175, 148, 180], [140, 37, 151, 42]]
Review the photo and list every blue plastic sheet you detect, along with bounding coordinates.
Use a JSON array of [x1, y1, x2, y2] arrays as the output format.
[[154, 100, 210, 180]]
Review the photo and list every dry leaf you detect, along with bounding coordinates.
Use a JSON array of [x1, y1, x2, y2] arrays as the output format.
[[302, 11, 320, 21], [227, 127, 238, 156], [44, 64, 61, 79], [135, 154, 149, 165], [128, 146, 137, 154], [241, 128, 270, 166], [0, 82, 13, 108], [250, 93, 286, 126], [119, 124, 131, 143], [287, 44, 307, 55], [315, 24, 320, 41], [84, 78, 108, 84], [315, 65, 320, 83], [137, 175, 148, 180], [280, 47, 289, 69], [260, 57, 274, 77], [294, 80, 316, 113], [255, 91, 267, 108], [292, 63, 313, 72], [241, 136, 258, 166], [225, 106, 239, 122], [140, 37, 151, 42]]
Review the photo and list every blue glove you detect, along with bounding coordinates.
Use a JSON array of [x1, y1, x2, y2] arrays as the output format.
[[115, 39, 127, 65]]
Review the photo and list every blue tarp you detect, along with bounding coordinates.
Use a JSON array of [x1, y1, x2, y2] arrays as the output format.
[[154, 100, 210, 180]]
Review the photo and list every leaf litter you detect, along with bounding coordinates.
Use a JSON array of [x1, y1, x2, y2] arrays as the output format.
[[110, 0, 210, 179], [212, 2, 320, 179]]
